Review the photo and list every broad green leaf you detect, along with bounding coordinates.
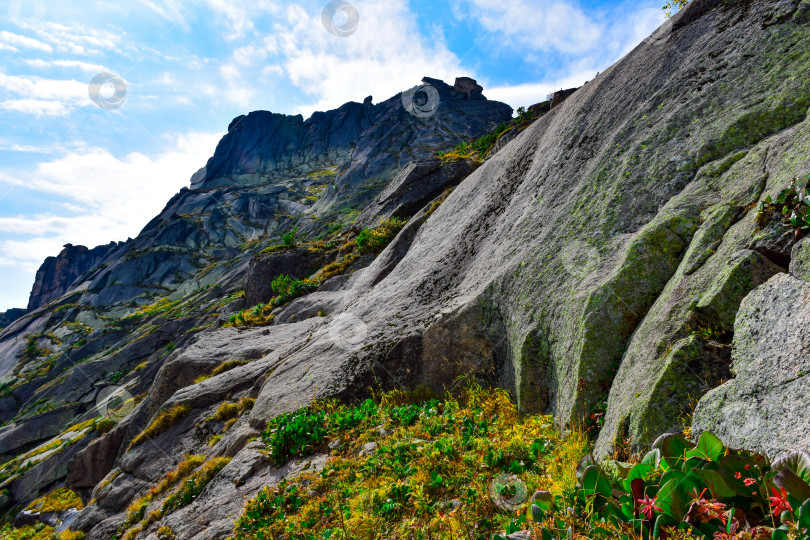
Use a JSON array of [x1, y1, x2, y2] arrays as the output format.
[[692, 469, 736, 499], [656, 474, 694, 519], [773, 451, 810, 485], [798, 499, 810, 529], [653, 514, 678, 539], [623, 463, 652, 492], [657, 434, 695, 472], [773, 469, 810, 504], [643, 449, 661, 467], [532, 490, 555, 513], [582, 465, 613, 499]]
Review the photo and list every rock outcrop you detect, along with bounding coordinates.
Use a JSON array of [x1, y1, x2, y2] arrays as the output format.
[[27, 242, 121, 311], [0, 309, 25, 330], [692, 243, 810, 458]]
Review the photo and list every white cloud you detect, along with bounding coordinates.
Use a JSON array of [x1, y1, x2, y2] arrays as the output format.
[[23, 59, 107, 73], [0, 30, 52, 52], [486, 69, 598, 109], [0, 131, 222, 268], [202, 0, 282, 40], [458, 0, 603, 54], [0, 144, 53, 153], [0, 72, 90, 116], [267, 0, 470, 117], [0, 99, 71, 116], [29, 22, 120, 55]]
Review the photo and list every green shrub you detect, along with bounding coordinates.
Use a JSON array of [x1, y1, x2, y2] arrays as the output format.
[[356, 218, 407, 254], [282, 226, 298, 248], [271, 274, 294, 296], [525, 433, 810, 540]]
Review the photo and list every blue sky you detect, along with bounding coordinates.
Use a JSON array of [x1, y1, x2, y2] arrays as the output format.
[[0, 0, 670, 310]]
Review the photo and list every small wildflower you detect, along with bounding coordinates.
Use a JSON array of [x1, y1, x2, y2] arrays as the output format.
[[734, 472, 742, 479], [638, 494, 663, 520], [769, 487, 792, 516], [744, 478, 756, 486]]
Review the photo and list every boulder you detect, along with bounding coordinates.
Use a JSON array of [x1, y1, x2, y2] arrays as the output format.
[[244, 248, 327, 307], [692, 273, 810, 459], [454, 77, 484, 95]]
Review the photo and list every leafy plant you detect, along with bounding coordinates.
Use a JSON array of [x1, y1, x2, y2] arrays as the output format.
[[757, 174, 810, 236], [525, 433, 810, 540], [272, 274, 294, 296], [282, 226, 298, 248], [236, 384, 574, 540], [355, 218, 407, 254], [663, 0, 689, 16]]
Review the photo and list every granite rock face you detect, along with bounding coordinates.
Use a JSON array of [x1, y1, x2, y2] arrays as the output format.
[[0, 309, 25, 330], [27, 242, 121, 311], [692, 273, 810, 459]]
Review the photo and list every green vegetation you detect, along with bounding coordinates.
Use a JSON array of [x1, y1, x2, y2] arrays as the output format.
[[231, 218, 406, 328], [205, 397, 255, 423], [25, 487, 83, 514], [282, 226, 299, 248], [757, 174, 810, 234], [0, 487, 86, 539], [233, 383, 810, 540], [129, 404, 191, 449], [356, 217, 407, 254], [0, 524, 85, 540], [161, 457, 230, 512], [114, 455, 230, 540], [663, 0, 689, 17], [234, 384, 588, 539]]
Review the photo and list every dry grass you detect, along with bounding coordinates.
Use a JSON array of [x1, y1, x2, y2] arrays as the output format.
[[128, 404, 191, 449]]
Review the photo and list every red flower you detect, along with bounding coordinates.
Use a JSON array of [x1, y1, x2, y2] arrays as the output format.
[[769, 487, 793, 515], [638, 494, 663, 521], [744, 478, 756, 486], [734, 472, 742, 479]]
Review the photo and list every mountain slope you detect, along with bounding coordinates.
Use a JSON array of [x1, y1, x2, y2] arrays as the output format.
[[1, 0, 810, 538]]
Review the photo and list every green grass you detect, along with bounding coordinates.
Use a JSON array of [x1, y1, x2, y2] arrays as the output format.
[[233, 384, 589, 540]]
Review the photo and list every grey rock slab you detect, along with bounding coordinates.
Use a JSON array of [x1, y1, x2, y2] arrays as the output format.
[[692, 273, 810, 459]]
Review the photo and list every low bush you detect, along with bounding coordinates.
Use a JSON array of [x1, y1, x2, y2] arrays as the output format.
[[356, 218, 407, 254]]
